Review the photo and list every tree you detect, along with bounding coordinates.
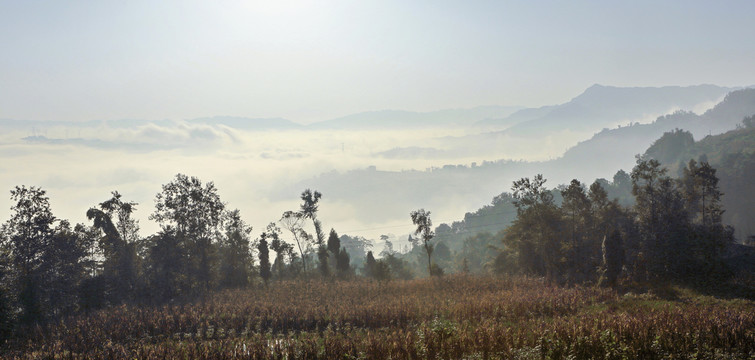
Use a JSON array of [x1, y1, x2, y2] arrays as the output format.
[[588, 180, 630, 280], [327, 229, 340, 255], [383, 253, 414, 280], [300, 189, 324, 245], [362, 251, 389, 281], [280, 211, 311, 273], [511, 174, 553, 212], [46, 221, 89, 316], [560, 179, 592, 282], [410, 209, 436, 276], [317, 244, 330, 278], [363, 251, 377, 278], [743, 114, 754, 128], [681, 160, 724, 226], [144, 227, 187, 301], [459, 232, 500, 274], [86, 191, 140, 304], [373, 260, 392, 281], [267, 223, 294, 279], [0, 241, 13, 340], [97, 191, 140, 243], [257, 227, 273, 286], [680, 160, 732, 278], [504, 175, 564, 282], [336, 248, 351, 277], [3, 186, 56, 324], [218, 209, 253, 288], [379, 234, 395, 258], [150, 174, 225, 294], [599, 229, 624, 287], [644, 128, 695, 165], [631, 157, 690, 281], [327, 229, 350, 277]]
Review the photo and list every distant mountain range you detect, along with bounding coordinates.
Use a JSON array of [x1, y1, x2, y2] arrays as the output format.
[[306, 106, 523, 130], [478, 84, 734, 134], [0, 84, 737, 137], [560, 88, 755, 176], [278, 87, 755, 228]]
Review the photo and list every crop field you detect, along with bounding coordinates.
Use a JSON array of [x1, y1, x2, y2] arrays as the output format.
[[4, 275, 754, 359]]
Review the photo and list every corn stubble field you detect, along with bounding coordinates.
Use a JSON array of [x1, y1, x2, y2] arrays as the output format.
[[5, 275, 754, 359]]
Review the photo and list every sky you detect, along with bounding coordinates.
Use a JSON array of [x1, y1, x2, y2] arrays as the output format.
[[2, 1, 755, 247], [2, 0, 755, 124]]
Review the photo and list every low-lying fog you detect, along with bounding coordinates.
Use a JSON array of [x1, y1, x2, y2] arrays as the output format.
[[0, 120, 597, 243]]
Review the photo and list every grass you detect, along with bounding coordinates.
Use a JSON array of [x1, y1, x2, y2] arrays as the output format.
[[3, 275, 754, 359]]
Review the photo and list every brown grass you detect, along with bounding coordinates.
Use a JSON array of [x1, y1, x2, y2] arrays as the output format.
[[4, 275, 754, 359]]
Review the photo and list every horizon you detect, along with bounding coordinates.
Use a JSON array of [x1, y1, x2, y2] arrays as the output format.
[[1, 83, 746, 126]]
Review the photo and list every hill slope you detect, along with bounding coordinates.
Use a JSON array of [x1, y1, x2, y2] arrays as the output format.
[[479, 84, 733, 135]]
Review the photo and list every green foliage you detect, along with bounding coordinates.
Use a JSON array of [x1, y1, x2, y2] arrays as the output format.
[[428, 263, 444, 277], [511, 174, 553, 212], [144, 227, 188, 301], [645, 128, 695, 165], [86, 191, 140, 305], [218, 209, 253, 288], [46, 221, 90, 316], [299, 189, 324, 245], [257, 229, 272, 286], [280, 210, 310, 273], [363, 251, 377, 278], [458, 231, 501, 274], [327, 228, 340, 255], [150, 174, 225, 294], [505, 175, 565, 282], [560, 179, 592, 283], [317, 244, 330, 278], [383, 253, 413, 280], [335, 247, 351, 277], [599, 229, 624, 287], [743, 114, 755, 128], [4, 186, 57, 323], [373, 259, 392, 281], [681, 160, 716, 224]]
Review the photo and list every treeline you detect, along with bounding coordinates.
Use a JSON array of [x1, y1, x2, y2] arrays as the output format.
[[486, 156, 734, 286], [0, 153, 745, 341], [0, 175, 391, 341]]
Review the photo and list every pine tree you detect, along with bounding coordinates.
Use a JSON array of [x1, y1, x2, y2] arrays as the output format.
[[336, 248, 351, 277], [363, 251, 377, 278], [257, 233, 271, 286], [4, 186, 56, 323]]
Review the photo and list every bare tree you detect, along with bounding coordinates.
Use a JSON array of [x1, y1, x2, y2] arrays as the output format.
[[280, 211, 311, 272]]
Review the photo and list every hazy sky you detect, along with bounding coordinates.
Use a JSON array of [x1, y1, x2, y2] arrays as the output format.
[[2, 0, 754, 123]]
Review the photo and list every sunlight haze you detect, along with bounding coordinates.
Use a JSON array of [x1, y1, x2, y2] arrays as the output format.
[[2, 1, 754, 122]]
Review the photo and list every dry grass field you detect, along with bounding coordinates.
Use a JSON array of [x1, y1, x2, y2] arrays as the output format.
[[4, 275, 754, 359]]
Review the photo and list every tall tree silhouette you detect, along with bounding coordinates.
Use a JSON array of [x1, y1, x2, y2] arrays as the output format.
[[3, 186, 56, 323], [86, 191, 139, 303], [150, 174, 225, 294], [410, 209, 436, 276], [257, 225, 275, 286], [280, 211, 310, 273], [300, 189, 325, 245], [505, 175, 564, 282], [218, 209, 253, 288]]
